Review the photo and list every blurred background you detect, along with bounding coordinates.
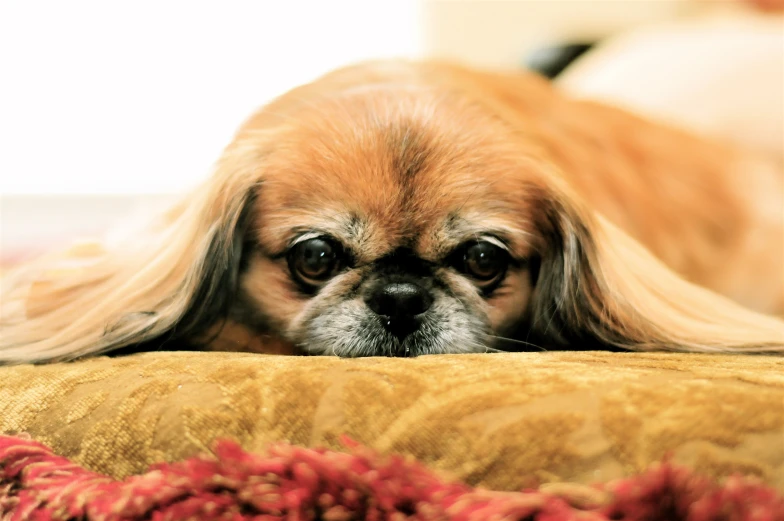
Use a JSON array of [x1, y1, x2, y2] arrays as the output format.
[[1, 0, 782, 261]]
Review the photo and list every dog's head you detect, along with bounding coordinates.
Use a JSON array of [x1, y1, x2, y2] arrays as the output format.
[[233, 83, 546, 356], [3, 61, 782, 363]]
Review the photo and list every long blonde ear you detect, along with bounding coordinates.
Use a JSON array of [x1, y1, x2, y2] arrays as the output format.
[[0, 147, 262, 364], [528, 195, 784, 354]]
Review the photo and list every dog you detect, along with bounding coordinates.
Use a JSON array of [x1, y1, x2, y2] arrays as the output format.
[[1, 60, 783, 363]]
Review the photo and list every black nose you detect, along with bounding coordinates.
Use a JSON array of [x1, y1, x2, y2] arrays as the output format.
[[366, 282, 433, 318], [365, 282, 433, 339]]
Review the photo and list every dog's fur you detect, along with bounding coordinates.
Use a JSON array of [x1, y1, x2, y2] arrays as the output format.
[[1, 60, 783, 363]]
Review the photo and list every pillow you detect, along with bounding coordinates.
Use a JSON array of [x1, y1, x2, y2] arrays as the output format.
[[1, 351, 782, 491]]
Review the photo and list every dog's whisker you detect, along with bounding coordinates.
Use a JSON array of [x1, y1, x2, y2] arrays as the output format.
[[481, 345, 507, 353], [487, 335, 549, 352]]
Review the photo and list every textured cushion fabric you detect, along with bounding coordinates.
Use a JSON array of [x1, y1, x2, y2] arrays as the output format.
[[3, 435, 783, 520], [1, 351, 782, 492]]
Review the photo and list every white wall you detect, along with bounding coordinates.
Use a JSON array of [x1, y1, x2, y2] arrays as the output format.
[[0, 0, 738, 257], [0, 0, 422, 195]]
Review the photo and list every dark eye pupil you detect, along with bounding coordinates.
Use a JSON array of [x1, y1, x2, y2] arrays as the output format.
[[464, 242, 504, 280], [294, 238, 337, 281]]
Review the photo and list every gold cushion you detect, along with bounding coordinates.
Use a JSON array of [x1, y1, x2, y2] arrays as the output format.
[[1, 351, 782, 490]]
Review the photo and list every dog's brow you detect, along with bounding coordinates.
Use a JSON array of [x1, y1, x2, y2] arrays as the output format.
[[430, 214, 533, 258], [475, 235, 510, 251], [290, 231, 327, 246], [288, 213, 370, 248], [450, 229, 512, 249]]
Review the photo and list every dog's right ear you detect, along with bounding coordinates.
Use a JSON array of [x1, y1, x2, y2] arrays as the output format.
[[526, 188, 784, 354], [0, 143, 265, 364]]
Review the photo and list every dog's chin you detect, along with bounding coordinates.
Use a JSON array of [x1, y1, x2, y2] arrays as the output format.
[[290, 298, 490, 357]]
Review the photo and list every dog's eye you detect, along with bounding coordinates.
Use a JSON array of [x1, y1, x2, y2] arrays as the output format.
[[455, 241, 509, 286], [288, 237, 342, 288]]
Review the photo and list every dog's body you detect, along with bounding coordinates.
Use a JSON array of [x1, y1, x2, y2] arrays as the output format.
[[2, 61, 783, 362]]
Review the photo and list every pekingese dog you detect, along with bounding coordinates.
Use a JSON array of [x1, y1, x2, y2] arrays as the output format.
[[1, 60, 783, 363]]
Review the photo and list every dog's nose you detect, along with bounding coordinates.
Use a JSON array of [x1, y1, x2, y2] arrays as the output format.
[[365, 282, 432, 339], [366, 282, 433, 318]]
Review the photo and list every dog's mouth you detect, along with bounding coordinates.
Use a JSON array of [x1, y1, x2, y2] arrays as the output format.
[[376, 314, 420, 351], [292, 290, 490, 357], [368, 312, 457, 357]]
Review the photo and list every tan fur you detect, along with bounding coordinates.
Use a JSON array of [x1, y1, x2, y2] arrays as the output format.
[[1, 60, 782, 363], [406, 63, 784, 313]]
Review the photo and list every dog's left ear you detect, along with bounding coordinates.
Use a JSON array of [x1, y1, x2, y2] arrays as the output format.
[[527, 193, 784, 353], [0, 145, 264, 364], [161, 189, 257, 344]]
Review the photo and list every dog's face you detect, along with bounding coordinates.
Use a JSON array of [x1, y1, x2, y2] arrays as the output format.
[[230, 85, 549, 356]]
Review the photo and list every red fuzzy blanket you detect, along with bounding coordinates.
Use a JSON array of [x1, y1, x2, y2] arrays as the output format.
[[0, 434, 782, 520]]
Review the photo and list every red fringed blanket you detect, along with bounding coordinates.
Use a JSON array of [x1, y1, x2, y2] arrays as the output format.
[[0, 434, 782, 521]]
